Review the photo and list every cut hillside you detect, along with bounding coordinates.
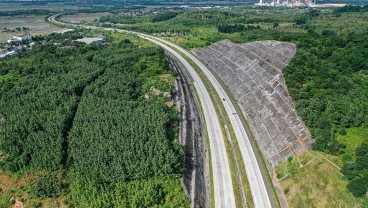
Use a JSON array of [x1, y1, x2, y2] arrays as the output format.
[[194, 39, 312, 167]]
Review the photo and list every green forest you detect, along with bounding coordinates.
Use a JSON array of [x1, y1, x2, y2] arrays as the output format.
[[0, 31, 189, 207], [98, 6, 368, 198]]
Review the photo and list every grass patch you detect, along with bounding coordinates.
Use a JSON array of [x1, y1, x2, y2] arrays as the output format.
[[337, 127, 368, 161], [276, 151, 364, 208]]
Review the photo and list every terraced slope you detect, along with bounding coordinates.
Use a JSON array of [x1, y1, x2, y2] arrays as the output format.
[[195, 39, 312, 166]]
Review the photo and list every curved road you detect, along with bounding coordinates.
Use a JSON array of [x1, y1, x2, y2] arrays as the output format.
[[49, 14, 274, 208], [153, 38, 274, 208]]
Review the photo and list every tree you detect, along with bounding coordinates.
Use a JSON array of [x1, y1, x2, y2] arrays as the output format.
[[308, 9, 321, 18], [342, 142, 368, 197], [294, 16, 307, 25]]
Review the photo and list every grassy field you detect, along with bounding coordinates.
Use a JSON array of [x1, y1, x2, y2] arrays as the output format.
[[337, 128, 368, 161], [275, 151, 364, 208], [0, 15, 61, 43], [60, 12, 111, 24]]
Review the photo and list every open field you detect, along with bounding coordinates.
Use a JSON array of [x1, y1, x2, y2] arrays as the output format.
[[60, 12, 111, 23], [275, 151, 364, 208], [0, 3, 85, 11], [0, 15, 61, 43]]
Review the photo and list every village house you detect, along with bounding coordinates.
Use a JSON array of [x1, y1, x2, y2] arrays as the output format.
[[7, 33, 32, 43]]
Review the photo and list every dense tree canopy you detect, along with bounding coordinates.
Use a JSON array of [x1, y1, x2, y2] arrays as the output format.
[[151, 11, 179, 22], [342, 142, 368, 197], [0, 31, 189, 207]]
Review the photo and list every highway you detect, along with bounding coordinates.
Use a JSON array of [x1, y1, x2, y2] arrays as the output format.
[[48, 14, 274, 208], [144, 36, 237, 208], [151, 38, 274, 208]]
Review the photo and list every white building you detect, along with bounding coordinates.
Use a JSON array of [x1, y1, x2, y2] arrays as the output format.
[[7, 34, 32, 43], [75, 36, 104, 44]]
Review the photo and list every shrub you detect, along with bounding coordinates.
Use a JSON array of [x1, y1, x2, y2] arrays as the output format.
[[339, 128, 347, 136], [32, 174, 63, 198]]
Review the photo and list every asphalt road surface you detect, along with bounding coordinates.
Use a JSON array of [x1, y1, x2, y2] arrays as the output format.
[[150, 38, 274, 208], [48, 14, 274, 208]]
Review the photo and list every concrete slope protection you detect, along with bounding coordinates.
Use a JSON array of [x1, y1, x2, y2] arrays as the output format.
[[195, 40, 312, 166], [48, 14, 273, 208]]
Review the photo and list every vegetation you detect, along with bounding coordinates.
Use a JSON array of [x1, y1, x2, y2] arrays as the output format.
[[342, 142, 368, 197], [0, 31, 189, 207], [334, 5, 368, 13], [151, 11, 179, 22], [0, 9, 52, 16], [284, 31, 368, 155], [100, 14, 150, 24], [32, 171, 65, 198], [101, 7, 368, 153], [98, 5, 368, 201], [276, 151, 365, 207], [337, 128, 368, 161], [218, 24, 260, 33], [1, 4, 367, 206]]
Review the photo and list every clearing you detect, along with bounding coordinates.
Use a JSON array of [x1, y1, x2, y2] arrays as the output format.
[[0, 15, 60, 43], [275, 151, 364, 208]]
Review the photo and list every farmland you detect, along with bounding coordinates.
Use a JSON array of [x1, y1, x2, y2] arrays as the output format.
[[0, 15, 61, 43], [0, 2, 90, 43]]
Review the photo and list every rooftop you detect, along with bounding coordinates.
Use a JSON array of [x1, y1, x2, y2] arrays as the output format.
[[75, 37, 104, 44]]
